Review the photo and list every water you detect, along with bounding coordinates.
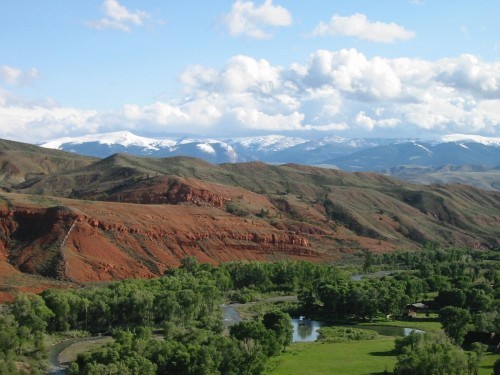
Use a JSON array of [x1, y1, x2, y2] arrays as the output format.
[[48, 336, 111, 374], [291, 318, 323, 342], [221, 303, 242, 327], [351, 270, 398, 281], [221, 304, 324, 342], [48, 337, 92, 375]]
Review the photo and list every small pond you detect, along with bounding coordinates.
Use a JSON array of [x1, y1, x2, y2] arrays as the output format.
[[291, 318, 323, 342]]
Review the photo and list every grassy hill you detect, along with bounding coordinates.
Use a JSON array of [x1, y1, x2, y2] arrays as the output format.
[[0, 138, 96, 188]]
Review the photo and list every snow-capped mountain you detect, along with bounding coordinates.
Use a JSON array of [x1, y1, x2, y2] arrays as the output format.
[[440, 134, 500, 147], [41, 131, 500, 171], [326, 139, 500, 171], [41, 132, 239, 163], [229, 135, 307, 153], [41, 131, 177, 150]]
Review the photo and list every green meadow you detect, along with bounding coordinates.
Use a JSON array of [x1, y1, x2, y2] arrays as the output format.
[[266, 337, 396, 375], [266, 336, 499, 375]]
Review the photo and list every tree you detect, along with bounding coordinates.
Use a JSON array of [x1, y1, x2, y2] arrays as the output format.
[[0, 314, 19, 356], [436, 288, 466, 308], [440, 306, 471, 345], [465, 288, 492, 313], [230, 320, 280, 356], [362, 250, 374, 273], [262, 311, 293, 348], [297, 288, 316, 314], [180, 256, 200, 273], [466, 342, 486, 375], [10, 293, 54, 334], [394, 332, 468, 375]]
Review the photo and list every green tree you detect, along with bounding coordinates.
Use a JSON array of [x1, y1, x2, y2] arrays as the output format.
[[10, 293, 54, 334], [230, 320, 280, 356], [394, 332, 468, 375], [0, 314, 19, 356], [437, 288, 466, 308], [297, 288, 316, 314], [262, 311, 293, 349], [440, 306, 471, 345]]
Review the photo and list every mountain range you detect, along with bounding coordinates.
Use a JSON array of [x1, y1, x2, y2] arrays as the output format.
[[40, 131, 500, 191], [40, 131, 500, 168]]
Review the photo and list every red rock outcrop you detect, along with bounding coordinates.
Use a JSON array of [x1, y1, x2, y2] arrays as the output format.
[[0, 193, 321, 296], [104, 176, 231, 207]]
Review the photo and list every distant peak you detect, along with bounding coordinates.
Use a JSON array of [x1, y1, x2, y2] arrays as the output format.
[[441, 134, 500, 146]]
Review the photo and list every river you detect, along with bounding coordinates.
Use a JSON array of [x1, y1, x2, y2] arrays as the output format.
[[48, 336, 110, 375]]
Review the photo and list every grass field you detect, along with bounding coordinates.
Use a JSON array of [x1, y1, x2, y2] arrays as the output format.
[[265, 337, 397, 375], [265, 336, 499, 375], [479, 352, 499, 374]]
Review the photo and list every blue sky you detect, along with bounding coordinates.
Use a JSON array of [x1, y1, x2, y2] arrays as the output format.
[[0, 0, 499, 142]]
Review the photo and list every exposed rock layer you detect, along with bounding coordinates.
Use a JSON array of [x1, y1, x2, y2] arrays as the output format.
[[0, 194, 319, 297]]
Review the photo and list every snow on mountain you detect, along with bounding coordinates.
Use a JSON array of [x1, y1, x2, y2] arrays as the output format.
[[39, 131, 500, 169], [42, 131, 176, 150], [441, 134, 500, 146], [229, 135, 307, 152], [196, 143, 216, 155], [411, 141, 433, 155]]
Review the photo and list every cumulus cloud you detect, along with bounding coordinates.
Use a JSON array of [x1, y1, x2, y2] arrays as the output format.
[[312, 13, 415, 43], [0, 104, 99, 142], [87, 0, 150, 32], [2, 49, 500, 142], [221, 0, 292, 39], [435, 54, 500, 98], [301, 49, 403, 100], [355, 111, 400, 130], [117, 50, 500, 136], [0, 66, 39, 86]]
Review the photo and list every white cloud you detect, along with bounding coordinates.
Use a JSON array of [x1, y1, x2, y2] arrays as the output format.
[[232, 108, 304, 130], [0, 66, 39, 86], [87, 0, 150, 32], [0, 105, 99, 142], [2, 49, 500, 142], [312, 13, 415, 43], [355, 111, 400, 130], [435, 54, 500, 97], [221, 0, 292, 39], [302, 49, 403, 100]]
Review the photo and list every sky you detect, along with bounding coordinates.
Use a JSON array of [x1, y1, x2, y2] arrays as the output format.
[[0, 0, 499, 143]]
